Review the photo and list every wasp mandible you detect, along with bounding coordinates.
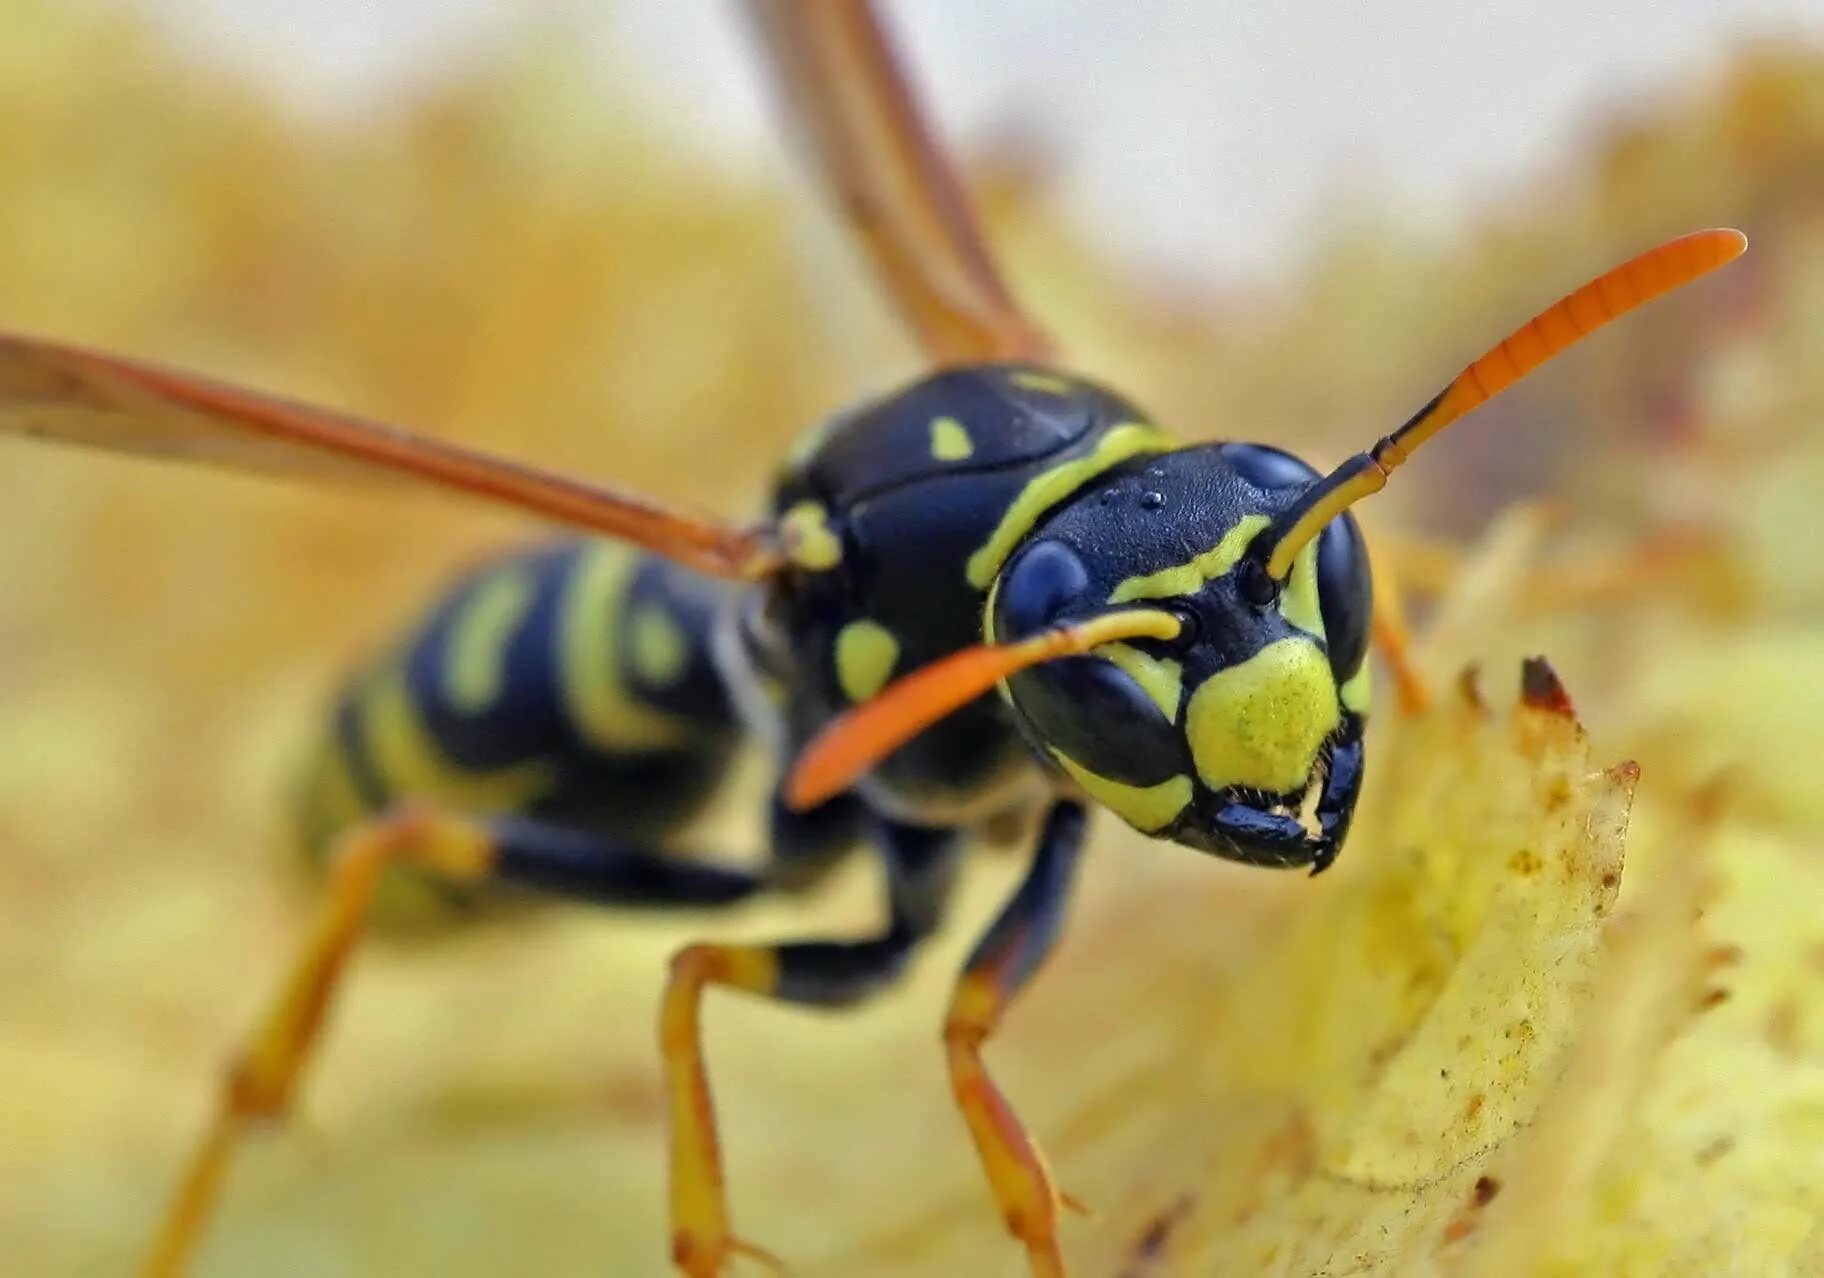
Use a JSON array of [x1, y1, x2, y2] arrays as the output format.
[[0, 3, 1743, 1275]]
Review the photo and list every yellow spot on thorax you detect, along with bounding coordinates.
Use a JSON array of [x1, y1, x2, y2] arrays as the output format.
[[629, 603, 689, 687], [1107, 514, 1272, 604], [781, 500, 843, 571], [967, 422, 1174, 590], [929, 415, 974, 461], [1184, 638, 1340, 794], [1010, 370, 1077, 395], [361, 664, 556, 811], [561, 543, 691, 751], [835, 618, 900, 703], [443, 565, 538, 713], [1099, 642, 1184, 720], [1051, 750, 1191, 833]]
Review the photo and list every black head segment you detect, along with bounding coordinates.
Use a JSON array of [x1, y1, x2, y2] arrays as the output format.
[[989, 443, 1370, 871]]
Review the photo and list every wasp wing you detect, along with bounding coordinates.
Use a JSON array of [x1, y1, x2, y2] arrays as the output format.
[[749, 0, 1050, 367], [0, 334, 780, 580]]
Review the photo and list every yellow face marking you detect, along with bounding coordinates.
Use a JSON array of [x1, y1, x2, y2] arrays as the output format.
[[929, 415, 975, 461], [1279, 539, 1326, 639], [1051, 749, 1191, 834], [443, 565, 538, 714], [980, 573, 1019, 708], [834, 618, 900, 703], [1010, 370, 1077, 395], [1184, 638, 1340, 794], [967, 422, 1175, 589], [361, 665, 556, 810], [629, 602, 689, 688], [1339, 660, 1372, 714], [561, 543, 691, 751], [1107, 514, 1272, 605], [1099, 642, 1184, 721], [781, 500, 843, 571]]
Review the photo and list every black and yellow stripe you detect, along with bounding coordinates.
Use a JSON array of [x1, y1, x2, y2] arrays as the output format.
[[296, 540, 742, 901]]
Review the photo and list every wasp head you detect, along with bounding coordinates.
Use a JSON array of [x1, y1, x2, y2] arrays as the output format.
[[990, 442, 1372, 871]]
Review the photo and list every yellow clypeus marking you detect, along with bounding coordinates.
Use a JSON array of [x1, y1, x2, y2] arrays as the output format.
[[929, 415, 975, 461], [629, 602, 689, 688], [1184, 638, 1340, 794], [781, 500, 843, 571], [1339, 660, 1372, 715], [361, 664, 556, 810], [1107, 514, 1272, 605], [1051, 750, 1192, 834], [1009, 370, 1077, 395], [443, 565, 538, 713], [835, 618, 900, 703], [1279, 539, 1326, 639], [1099, 642, 1184, 721], [966, 422, 1175, 589], [561, 543, 691, 751]]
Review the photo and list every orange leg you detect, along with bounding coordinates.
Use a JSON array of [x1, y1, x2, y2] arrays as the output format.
[[147, 806, 762, 1277], [663, 819, 956, 1276], [1366, 519, 1730, 717], [661, 944, 788, 1278], [662, 931, 935, 1276], [144, 807, 495, 1278], [1367, 529, 1434, 716], [944, 801, 1088, 1278]]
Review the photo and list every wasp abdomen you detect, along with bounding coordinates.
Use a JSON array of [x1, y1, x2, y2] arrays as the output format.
[[295, 540, 741, 909]]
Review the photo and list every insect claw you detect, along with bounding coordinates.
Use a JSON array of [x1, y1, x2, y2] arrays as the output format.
[[672, 1231, 786, 1278], [729, 1235, 788, 1274], [1059, 1189, 1097, 1220]]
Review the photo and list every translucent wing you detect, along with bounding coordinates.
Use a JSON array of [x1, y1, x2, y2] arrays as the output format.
[[749, 0, 1050, 366], [0, 334, 781, 580]]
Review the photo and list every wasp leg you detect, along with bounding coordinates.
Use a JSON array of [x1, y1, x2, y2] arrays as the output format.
[[944, 801, 1089, 1278], [764, 781, 866, 893], [147, 807, 763, 1278], [1366, 530, 1433, 715], [664, 817, 957, 1277]]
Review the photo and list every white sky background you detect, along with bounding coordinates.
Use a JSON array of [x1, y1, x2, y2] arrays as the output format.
[[130, 0, 1824, 287]]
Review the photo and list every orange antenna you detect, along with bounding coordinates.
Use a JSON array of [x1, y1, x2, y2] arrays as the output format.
[[1257, 227, 1747, 580], [786, 607, 1183, 810]]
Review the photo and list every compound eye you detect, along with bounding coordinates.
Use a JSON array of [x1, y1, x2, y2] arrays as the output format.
[[1220, 442, 1321, 490], [997, 543, 1188, 787], [1235, 556, 1278, 607], [1316, 512, 1372, 683], [995, 539, 1090, 640]]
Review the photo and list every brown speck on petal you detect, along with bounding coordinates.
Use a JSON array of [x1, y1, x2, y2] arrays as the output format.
[[1457, 663, 1487, 711], [1519, 656, 1576, 717], [1607, 760, 1642, 786]]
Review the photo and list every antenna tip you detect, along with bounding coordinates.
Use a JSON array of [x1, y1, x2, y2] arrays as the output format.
[[1707, 227, 1749, 262]]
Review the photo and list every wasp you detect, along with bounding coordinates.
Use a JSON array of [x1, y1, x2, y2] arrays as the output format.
[[0, 4, 1742, 1276]]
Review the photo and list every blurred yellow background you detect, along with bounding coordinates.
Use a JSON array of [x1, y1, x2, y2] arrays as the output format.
[[0, 2, 1820, 1275]]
